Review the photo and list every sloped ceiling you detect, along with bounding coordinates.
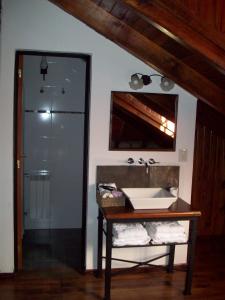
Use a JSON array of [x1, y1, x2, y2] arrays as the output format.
[[49, 0, 225, 116]]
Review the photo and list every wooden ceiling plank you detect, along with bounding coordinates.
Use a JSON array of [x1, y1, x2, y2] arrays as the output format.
[[112, 2, 195, 61], [182, 55, 225, 90], [49, 0, 225, 115], [154, 0, 225, 49], [161, 38, 192, 60], [122, 0, 225, 72], [99, 0, 116, 12], [120, 0, 225, 85], [91, 0, 102, 5], [124, 12, 166, 44], [119, 0, 225, 78], [110, 1, 128, 20]]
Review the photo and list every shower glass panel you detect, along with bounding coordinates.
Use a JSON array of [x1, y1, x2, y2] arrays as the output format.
[[23, 112, 52, 229], [50, 113, 84, 228], [23, 55, 86, 234]]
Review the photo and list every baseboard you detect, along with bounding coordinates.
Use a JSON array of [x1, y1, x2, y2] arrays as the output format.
[[0, 272, 15, 278]]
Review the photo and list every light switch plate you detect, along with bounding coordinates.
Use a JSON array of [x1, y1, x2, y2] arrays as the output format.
[[179, 148, 188, 162]]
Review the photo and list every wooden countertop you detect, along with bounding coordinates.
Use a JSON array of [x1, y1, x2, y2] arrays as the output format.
[[100, 198, 201, 220]]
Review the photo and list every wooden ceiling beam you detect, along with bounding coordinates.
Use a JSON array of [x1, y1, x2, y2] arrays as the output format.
[[122, 0, 225, 73], [49, 0, 225, 115]]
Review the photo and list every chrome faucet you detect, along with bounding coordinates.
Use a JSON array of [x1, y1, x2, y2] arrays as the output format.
[[138, 158, 145, 165], [138, 158, 149, 174]]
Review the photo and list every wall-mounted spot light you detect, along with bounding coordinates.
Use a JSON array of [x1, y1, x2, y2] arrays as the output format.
[[40, 56, 48, 81], [129, 74, 144, 90], [160, 77, 175, 91], [129, 73, 175, 91]]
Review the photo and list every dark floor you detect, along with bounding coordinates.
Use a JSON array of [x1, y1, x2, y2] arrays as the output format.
[[0, 236, 225, 299], [23, 229, 82, 270]]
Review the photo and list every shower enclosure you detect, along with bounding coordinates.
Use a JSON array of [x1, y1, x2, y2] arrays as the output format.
[[18, 53, 90, 270]]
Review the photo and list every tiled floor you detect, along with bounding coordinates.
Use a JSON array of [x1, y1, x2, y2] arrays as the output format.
[[23, 229, 82, 270]]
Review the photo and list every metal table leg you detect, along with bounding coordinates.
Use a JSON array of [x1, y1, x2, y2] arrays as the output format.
[[104, 221, 113, 300], [167, 244, 175, 273], [96, 209, 103, 277], [184, 218, 198, 295]]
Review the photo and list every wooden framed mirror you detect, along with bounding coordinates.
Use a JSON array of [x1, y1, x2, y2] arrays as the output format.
[[109, 91, 178, 151]]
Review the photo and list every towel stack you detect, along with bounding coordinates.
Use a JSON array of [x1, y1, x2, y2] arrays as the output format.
[[145, 221, 187, 244], [113, 223, 150, 246]]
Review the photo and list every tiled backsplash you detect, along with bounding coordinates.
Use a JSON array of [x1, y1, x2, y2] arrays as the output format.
[[96, 165, 179, 189]]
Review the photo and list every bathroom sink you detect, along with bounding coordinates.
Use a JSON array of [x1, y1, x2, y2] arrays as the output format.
[[121, 187, 177, 210]]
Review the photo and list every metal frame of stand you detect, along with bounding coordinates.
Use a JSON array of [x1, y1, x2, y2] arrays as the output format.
[[96, 208, 198, 300]]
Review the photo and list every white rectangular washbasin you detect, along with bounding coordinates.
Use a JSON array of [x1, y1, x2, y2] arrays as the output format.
[[121, 187, 177, 210]]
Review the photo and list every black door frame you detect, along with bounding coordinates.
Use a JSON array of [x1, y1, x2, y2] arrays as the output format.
[[14, 50, 91, 271]]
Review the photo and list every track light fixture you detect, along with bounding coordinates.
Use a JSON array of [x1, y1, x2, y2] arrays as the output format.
[[129, 73, 175, 91]]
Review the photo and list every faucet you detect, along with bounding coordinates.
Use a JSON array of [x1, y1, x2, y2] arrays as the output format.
[[138, 158, 149, 174], [138, 158, 145, 164]]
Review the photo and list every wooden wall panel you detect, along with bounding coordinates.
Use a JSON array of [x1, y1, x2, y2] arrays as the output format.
[[218, 2, 225, 32], [192, 101, 225, 236]]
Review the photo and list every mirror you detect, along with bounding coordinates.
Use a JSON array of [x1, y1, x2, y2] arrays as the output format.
[[109, 91, 178, 151]]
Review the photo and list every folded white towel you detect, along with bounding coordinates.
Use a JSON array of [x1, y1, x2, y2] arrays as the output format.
[[113, 236, 150, 247], [150, 234, 187, 244], [145, 221, 187, 244], [148, 232, 185, 239], [146, 221, 185, 235], [102, 191, 114, 198], [113, 223, 149, 240]]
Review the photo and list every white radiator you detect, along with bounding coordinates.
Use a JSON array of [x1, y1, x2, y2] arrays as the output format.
[[25, 173, 51, 229]]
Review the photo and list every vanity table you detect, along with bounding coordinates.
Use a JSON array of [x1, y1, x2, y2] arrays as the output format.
[[96, 198, 201, 300]]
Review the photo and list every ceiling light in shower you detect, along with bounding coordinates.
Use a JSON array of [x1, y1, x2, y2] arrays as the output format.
[[40, 109, 51, 121], [40, 56, 48, 81]]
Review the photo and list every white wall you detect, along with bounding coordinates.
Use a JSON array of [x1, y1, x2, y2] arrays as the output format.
[[0, 0, 197, 273]]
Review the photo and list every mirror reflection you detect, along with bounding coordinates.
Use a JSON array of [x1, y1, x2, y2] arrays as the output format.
[[109, 92, 178, 151]]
